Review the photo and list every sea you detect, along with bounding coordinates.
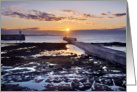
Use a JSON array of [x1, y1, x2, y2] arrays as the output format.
[[1, 30, 126, 52]]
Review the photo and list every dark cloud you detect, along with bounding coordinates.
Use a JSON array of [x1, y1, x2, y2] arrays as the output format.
[[100, 12, 126, 18], [22, 27, 40, 30], [82, 14, 103, 19], [101, 13, 107, 15], [1, 27, 40, 31], [59, 10, 103, 19], [112, 13, 126, 17], [2, 9, 86, 21], [60, 10, 75, 13]]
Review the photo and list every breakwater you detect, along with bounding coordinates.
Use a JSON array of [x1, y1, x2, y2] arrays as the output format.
[[63, 37, 126, 66], [1, 35, 25, 40]]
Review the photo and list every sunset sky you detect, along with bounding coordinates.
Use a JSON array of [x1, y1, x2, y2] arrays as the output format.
[[1, 1, 126, 31]]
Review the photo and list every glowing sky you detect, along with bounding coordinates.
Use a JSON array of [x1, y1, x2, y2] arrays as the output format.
[[1, 1, 126, 31]]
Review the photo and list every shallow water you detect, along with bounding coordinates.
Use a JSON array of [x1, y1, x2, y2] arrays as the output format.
[[32, 44, 85, 58], [1, 60, 126, 91]]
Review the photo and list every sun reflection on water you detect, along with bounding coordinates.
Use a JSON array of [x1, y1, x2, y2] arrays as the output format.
[[32, 44, 85, 58]]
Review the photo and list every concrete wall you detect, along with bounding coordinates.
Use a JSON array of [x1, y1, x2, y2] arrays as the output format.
[[72, 41, 126, 66], [63, 37, 126, 66]]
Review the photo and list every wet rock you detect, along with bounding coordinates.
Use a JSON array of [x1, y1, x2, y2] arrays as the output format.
[[45, 79, 52, 83], [44, 84, 57, 91], [57, 84, 73, 91], [1, 71, 8, 75], [79, 83, 91, 91], [1, 57, 24, 66], [79, 78, 87, 83], [64, 65, 71, 69], [35, 79, 44, 83], [80, 54, 86, 59], [53, 79, 61, 83], [64, 78, 71, 82], [113, 87, 126, 91], [38, 56, 50, 59], [100, 78, 113, 86], [73, 54, 77, 57], [45, 84, 54, 88], [55, 67, 63, 71], [71, 79, 80, 89], [1, 84, 30, 91], [91, 83, 112, 91], [80, 54, 89, 59], [122, 79, 126, 88], [114, 78, 126, 88], [12, 69, 30, 73], [49, 64, 55, 68]]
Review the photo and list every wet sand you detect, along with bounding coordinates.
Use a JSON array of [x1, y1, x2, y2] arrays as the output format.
[[1, 43, 126, 91]]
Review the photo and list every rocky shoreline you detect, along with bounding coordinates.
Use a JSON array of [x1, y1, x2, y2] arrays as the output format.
[[1, 43, 126, 91]]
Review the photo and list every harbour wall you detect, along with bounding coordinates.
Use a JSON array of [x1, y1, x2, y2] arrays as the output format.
[[1, 35, 25, 40], [63, 37, 126, 66]]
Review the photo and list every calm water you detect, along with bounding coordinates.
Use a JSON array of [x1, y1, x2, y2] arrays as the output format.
[[1, 36, 65, 43], [1, 32, 126, 43], [70, 30, 126, 43], [1, 31, 126, 52]]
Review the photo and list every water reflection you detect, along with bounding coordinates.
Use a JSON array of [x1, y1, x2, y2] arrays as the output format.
[[32, 44, 85, 58]]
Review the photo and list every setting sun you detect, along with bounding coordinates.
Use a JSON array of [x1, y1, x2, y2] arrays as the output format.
[[66, 28, 69, 32]]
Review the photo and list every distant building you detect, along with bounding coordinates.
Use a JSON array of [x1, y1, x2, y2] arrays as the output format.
[[19, 30, 22, 36]]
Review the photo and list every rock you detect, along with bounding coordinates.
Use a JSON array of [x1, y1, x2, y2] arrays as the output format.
[[53, 79, 61, 83], [79, 83, 91, 91], [100, 78, 113, 86], [73, 54, 77, 57], [64, 78, 71, 82], [80, 54, 86, 59], [44, 83, 56, 91], [45, 79, 52, 83], [71, 79, 80, 90], [35, 79, 44, 83], [44, 87, 57, 91], [55, 67, 63, 71], [122, 79, 126, 88], [109, 78, 126, 89], [79, 78, 87, 83], [49, 64, 55, 68], [64, 65, 71, 69], [114, 87, 126, 91], [57, 84, 73, 91], [80, 54, 89, 59], [91, 83, 112, 91], [1, 84, 30, 91]]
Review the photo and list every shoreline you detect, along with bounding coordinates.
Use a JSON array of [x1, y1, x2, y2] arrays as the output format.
[[1, 42, 126, 91]]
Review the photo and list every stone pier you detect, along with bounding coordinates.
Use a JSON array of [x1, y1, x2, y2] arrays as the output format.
[[63, 37, 126, 66], [1, 35, 25, 40]]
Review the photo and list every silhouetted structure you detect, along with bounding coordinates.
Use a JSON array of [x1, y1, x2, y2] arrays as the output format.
[[1, 31, 25, 40]]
